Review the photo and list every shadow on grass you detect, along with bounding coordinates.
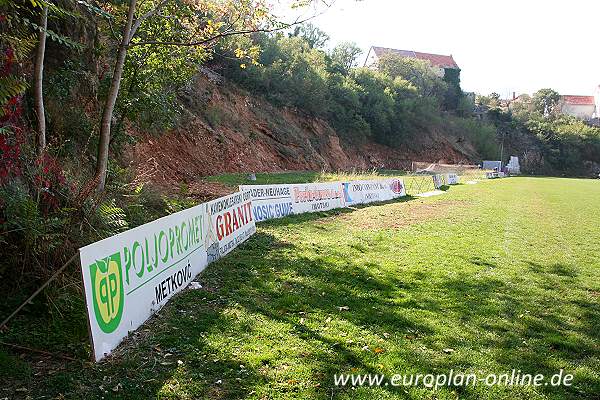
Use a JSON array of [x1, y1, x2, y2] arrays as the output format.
[[3, 193, 600, 399]]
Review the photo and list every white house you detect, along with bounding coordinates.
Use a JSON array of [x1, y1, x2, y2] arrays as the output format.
[[364, 46, 459, 78], [558, 95, 596, 120]]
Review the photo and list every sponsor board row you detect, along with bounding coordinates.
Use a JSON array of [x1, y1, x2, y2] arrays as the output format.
[[79, 178, 407, 361], [241, 178, 406, 222]]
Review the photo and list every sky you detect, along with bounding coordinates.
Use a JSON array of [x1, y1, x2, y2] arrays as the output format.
[[281, 0, 600, 98]]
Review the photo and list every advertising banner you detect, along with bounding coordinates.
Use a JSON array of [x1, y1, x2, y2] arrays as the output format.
[[205, 190, 256, 262], [432, 174, 443, 189], [79, 204, 209, 361], [342, 179, 406, 206], [289, 182, 346, 214], [242, 182, 346, 221], [446, 173, 459, 185], [239, 184, 294, 222]]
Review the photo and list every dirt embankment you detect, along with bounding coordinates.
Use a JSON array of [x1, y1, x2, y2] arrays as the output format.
[[122, 71, 474, 195]]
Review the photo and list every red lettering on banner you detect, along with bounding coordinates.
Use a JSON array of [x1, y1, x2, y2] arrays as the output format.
[[246, 202, 253, 221], [216, 215, 224, 240], [224, 212, 232, 236], [232, 210, 240, 231], [215, 202, 255, 241], [237, 206, 245, 226]]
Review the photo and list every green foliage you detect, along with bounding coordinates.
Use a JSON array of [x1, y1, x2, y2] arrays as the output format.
[[0, 349, 32, 381], [0, 179, 70, 280], [443, 67, 462, 110], [483, 92, 600, 175], [447, 116, 499, 159], [44, 60, 96, 151], [532, 88, 560, 116], [289, 22, 329, 49], [329, 41, 362, 74], [115, 0, 211, 133], [204, 104, 224, 128], [377, 53, 448, 99], [523, 114, 600, 173], [96, 199, 129, 238], [219, 33, 474, 147], [456, 94, 474, 117], [0, 76, 28, 106]]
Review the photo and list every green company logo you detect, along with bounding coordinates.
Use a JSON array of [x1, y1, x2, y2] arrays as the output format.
[[89, 253, 124, 333]]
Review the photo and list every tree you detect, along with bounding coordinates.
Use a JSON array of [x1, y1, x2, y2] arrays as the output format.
[[532, 88, 560, 117], [330, 41, 362, 74], [93, 0, 327, 192], [289, 22, 329, 49], [377, 53, 447, 99], [2, 0, 79, 146], [442, 67, 462, 110], [34, 4, 48, 154]]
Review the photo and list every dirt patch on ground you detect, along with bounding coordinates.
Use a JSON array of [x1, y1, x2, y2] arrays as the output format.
[[187, 180, 236, 201], [338, 199, 467, 230]]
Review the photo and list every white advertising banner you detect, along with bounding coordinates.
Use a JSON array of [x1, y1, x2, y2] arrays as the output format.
[[433, 174, 443, 189], [289, 182, 346, 214], [79, 204, 209, 361], [343, 179, 406, 206], [446, 173, 459, 185], [205, 190, 256, 261], [242, 182, 346, 221], [239, 184, 294, 222]]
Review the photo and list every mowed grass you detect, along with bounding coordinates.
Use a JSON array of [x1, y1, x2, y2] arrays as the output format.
[[2, 177, 600, 399], [204, 170, 405, 187]]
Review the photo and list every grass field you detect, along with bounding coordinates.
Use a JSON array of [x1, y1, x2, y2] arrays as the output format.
[[2, 176, 600, 399], [205, 169, 486, 196]]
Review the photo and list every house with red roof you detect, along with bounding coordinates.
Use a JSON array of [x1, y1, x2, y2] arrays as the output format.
[[558, 95, 596, 120], [364, 46, 460, 78]]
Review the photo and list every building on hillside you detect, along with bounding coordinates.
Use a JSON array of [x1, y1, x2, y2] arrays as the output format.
[[364, 46, 460, 78], [558, 95, 596, 120]]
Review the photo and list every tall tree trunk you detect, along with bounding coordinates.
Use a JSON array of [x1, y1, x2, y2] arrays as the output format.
[[34, 5, 48, 155], [95, 0, 136, 192]]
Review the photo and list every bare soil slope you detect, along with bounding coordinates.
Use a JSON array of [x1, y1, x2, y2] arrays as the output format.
[[123, 72, 474, 193]]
